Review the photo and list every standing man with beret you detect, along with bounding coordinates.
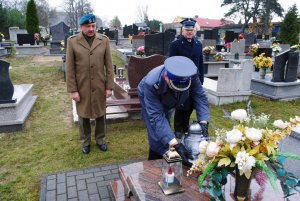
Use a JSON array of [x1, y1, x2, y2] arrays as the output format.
[[66, 13, 114, 154], [137, 56, 210, 166], [168, 18, 208, 139]]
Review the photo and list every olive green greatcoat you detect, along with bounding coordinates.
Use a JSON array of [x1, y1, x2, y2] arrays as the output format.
[[66, 32, 114, 119]]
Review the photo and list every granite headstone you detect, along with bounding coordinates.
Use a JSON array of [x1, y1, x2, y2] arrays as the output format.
[[50, 22, 70, 41], [17, 34, 35, 46], [0, 60, 16, 103], [271, 50, 289, 82], [285, 51, 299, 82]]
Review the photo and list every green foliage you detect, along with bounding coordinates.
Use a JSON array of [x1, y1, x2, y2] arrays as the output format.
[[147, 19, 162, 32], [6, 8, 26, 28], [279, 4, 300, 45], [25, 0, 39, 34], [110, 16, 122, 29]]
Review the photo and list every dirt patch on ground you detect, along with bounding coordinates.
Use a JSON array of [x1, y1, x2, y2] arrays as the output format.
[[32, 55, 62, 66]]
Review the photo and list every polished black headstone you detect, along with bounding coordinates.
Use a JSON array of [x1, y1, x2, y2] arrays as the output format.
[[163, 31, 176, 56], [225, 31, 235, 43], [145, 33, 164, 56], [204, 30, 213, 39], [17, 34, 35, 46], [271, 50, 289, 82], [256, 48, 272, 57], [50, 22, 70, 41], [285, 51, 299, 82], [0, 60, 16, 103]]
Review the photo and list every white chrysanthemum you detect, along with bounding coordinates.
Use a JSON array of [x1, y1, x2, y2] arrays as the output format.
[[273, 120, 288, 129], [245, 127, 262, 142], [226, 129, 243, 144], [235, 151, 256, 178], [206, 142, 220, 158], [198, 140, 208, 154], [231, 109, 248, 122]]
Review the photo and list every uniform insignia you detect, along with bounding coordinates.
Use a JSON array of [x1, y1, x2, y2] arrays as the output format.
[[153, 83, 159, 90]]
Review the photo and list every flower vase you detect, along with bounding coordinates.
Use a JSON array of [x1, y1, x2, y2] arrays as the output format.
[[234, 169, 252, 201], [204, 53, 210, 61], [259, 68, 266, 79]]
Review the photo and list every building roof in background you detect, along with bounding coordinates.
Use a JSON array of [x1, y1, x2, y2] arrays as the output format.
[[194, 17, 234, 28]]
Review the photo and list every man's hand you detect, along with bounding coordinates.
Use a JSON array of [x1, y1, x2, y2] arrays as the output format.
[[174, 143, 193, 167], [106, 90, 112, 98], [72, 92, 80, 102], [199, 122, 209, 137]]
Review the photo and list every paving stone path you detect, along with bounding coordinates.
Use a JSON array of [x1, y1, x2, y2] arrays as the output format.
[[39, 160, 142, 201]]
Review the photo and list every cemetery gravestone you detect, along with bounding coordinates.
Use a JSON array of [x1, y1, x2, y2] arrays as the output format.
[[272, 50, 289, 82], [49, 22, 70, 54], [230, 39, 245, 55], [144, 33, 164, 56], [132, 35, 145, 53], [17, 34, 35, 46], [225, 31, 236, 43], [244, 33, 255, 52], [285, 51, 299, 82], [0, 60, 16, 103], [9, 27, 27, 43]]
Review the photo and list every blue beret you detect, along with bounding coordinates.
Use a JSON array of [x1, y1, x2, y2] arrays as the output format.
[[79, 14, 96, 25], [165, 56, 197, 91], [181, 18, 196, 29]]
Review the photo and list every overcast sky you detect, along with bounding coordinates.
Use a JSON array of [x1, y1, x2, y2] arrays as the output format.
[[50, 0, 300, 25]]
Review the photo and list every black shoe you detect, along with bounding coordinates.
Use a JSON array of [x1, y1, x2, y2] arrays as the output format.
[[82, 145, 90, 154], [97, 143, 108, 152]]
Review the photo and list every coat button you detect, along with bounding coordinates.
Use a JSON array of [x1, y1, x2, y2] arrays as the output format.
[[92, 89, 95, 92], [91, 65, 93, 68], [90, 52, 93, 55], [91, 78, 94, 80]]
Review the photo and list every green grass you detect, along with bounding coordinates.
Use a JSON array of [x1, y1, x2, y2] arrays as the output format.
[[0, 52, 300, 200]]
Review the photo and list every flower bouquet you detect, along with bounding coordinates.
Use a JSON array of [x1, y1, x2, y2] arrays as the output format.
[[224, 42, 231, 51], [188, 108, 300, 200], [214, 52, 225, 61], [60, 40, 65, 53], [248, 43, 260, 54], [253, 53, 272, 69], [272, 43, 282, 53], [136, 45, 145, 56], [203, 46, 215, 55], [238, 34, 244, 40], [291, 42, 300, 51], [0, 32, 4, 41]]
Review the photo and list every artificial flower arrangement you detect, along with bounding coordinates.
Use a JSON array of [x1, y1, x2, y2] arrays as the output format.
[[224, 42, 231, 49], [238, 34, 244, 40], [188, 108, 300, 200], [0, 32, 4, 38], [214, 52, 225, 61], [291, 42, 300, 51], [272, 43, 282, 53], [60, 40, 65, 53], [253, 53, 273, 69], [203, 46, 215, 54], [34, 33, 40, 42], [248, 43, 260, 54], [136, 45, 145, 56]]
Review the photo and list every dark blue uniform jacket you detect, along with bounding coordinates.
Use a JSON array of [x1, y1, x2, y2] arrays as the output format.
[[137, 65, 210, 155], [169, 36, 204, 84]]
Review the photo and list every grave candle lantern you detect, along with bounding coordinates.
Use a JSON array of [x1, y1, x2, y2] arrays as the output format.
[[158, 147, 184, 195]]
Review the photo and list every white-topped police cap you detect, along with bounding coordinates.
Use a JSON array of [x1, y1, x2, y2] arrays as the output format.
[[180, 18, 196, 29], [79, 14, 96, 25], [165, 56, 197, 91]]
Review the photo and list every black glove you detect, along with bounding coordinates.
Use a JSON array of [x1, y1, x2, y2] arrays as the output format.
[[199, 122, 209, 138], [174, 143, 193, 167]]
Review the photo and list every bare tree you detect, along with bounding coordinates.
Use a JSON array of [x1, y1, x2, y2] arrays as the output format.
[[136, 5, 148, 23], [64, 0, 93, 30]]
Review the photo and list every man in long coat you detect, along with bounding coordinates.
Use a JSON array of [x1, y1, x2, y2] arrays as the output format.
[[66, 14, 114, 154]]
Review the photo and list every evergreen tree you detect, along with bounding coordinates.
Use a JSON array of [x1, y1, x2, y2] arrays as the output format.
[[0, 3, 6, 33], [279, 4, 300, 45], [25, 0, 39, 34]]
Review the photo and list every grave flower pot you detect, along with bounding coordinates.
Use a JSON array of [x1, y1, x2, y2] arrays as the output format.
[[259, 68, 266, 79], [204, 53, 210, 61], [234, 168, 252, 201]]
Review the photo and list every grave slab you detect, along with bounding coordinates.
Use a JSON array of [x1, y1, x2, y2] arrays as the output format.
[[0, 84, 37, 132]]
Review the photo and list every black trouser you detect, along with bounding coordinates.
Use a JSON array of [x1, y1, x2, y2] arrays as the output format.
[[148, 149, 163, 160], [174, 97, 194, 133]]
